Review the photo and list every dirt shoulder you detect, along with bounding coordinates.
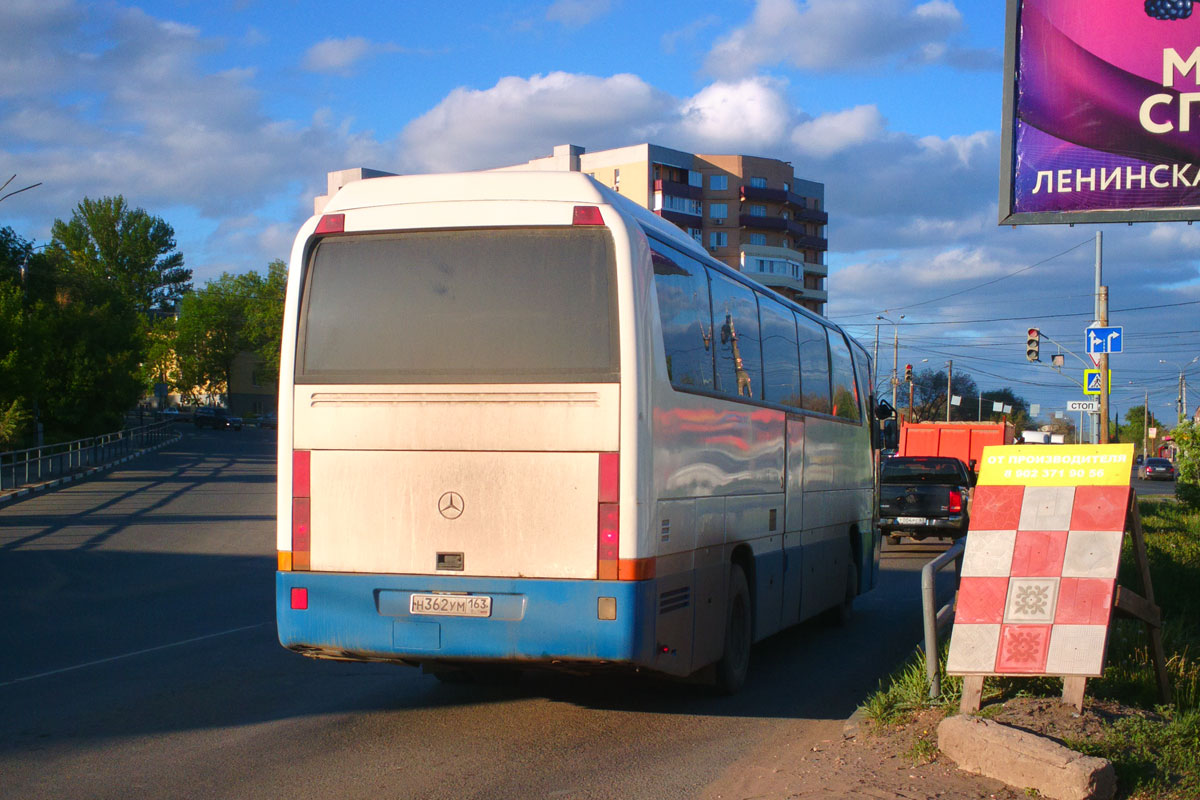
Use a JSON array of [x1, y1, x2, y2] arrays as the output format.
[[702, 697, 1149, 800]]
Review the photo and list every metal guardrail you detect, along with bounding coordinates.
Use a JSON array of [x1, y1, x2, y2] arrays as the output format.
[[0, 420, 176, 492], [922, 539, 966, 699]]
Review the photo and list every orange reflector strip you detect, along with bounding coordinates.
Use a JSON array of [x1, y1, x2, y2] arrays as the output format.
[[277, 551, 293, 571], [618, 557, 656, 581]]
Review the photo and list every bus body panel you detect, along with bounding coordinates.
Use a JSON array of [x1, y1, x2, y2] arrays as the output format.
[[277, 572, 656, 663], [307, 449, 602, 578], [293, 384, 620, 453]]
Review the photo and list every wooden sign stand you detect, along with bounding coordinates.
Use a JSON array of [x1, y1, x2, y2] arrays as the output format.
[[960, 491, 1171, 714]]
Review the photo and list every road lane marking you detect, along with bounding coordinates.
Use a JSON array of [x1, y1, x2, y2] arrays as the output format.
[[0, 622, 269, 688]]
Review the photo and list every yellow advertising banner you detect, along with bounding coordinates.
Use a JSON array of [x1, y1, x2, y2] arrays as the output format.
[[977, 443, 1135, 487]]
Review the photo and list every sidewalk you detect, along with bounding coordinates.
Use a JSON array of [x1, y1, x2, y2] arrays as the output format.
[[0, 430, 181, 506]]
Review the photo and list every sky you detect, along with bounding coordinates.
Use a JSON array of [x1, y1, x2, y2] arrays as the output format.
[[3, 0, 1199, 430]]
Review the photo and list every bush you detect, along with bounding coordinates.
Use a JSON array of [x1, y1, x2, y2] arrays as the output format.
[[1173, 421, 1200, 510]]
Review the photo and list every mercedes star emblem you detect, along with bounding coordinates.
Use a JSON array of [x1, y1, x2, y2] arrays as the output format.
[[438, 491, 465, 520]]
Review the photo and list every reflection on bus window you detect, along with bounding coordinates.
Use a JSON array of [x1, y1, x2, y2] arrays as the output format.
[[709, 270, 762, 400], [758, 294, 801, 408], [828, 329, 861, 422], [652, 249, 714, 390], [796, 313, 831, 413]]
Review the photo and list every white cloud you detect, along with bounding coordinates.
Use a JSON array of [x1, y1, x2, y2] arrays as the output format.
[[704, 0, 996, 78], [399, 72, 672, 173], [545, 0, 612, 28], [302, 36, 383, 76], [791, 105, 887, 158], [674, 78, 793, 152]]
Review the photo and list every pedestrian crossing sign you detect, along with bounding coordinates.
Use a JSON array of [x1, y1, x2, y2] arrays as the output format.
[[1083, 369, 1111, 396]]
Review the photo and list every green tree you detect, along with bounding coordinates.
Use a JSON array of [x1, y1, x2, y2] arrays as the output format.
[[911, 368, 978, 421], [48, 196, 191, 312], [174, 273, 250, 402], [1122, 405, 1165, 457], [979, 387, 1030, 431], [241, 259, 287, 384]]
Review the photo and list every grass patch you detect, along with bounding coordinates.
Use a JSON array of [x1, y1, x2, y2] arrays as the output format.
[[860, 496, 1200, 798]]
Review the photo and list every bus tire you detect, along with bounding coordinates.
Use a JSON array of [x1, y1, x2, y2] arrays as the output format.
[[714, 564, 752, 695], [831, 559, 858, 626]]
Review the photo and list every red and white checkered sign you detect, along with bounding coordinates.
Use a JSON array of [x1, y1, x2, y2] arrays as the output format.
[[946, 482, 1130, 676]]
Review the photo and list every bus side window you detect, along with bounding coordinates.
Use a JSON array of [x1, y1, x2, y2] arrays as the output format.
[[850, 342, 873, 419], [758, 294, 801, 408], [708, 270, 763, 401], [827, 329, 861, 422], [795, 313, 831, 414], [652, 249, 714, 391]]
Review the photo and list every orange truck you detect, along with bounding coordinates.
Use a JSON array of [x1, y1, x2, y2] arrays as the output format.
[[897, 421, 1014, 473]]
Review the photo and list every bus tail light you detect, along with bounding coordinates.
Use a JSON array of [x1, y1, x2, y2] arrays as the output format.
[[292, 450, 311, 571], [598, 503, 619, 580], [573, 206, 604, 226], [314, 213, 345, 234], [598, 452, 619, 579], [948, 489, 963, 514]]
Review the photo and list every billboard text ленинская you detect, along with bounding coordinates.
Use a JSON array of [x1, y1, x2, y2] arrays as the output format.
[[1001, 0, 1200, 224]]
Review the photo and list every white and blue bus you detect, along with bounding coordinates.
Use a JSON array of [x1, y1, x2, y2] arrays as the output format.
[[275, 170, 881, 692]]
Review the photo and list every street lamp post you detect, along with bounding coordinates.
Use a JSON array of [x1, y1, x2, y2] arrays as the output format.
[[1159, 355, 1199, 422], [877, 314, 904, 412]]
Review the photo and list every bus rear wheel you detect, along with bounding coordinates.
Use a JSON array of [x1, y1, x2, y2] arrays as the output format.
[[714, 564, 752, 695]]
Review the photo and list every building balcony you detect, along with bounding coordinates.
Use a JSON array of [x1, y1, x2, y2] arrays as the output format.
[[785, 219, 828, 251], [739, 216, 828, 251], [657, 209, 702, 229], [654, 179, 703, 200], [789, 200, 828, 225], [738, 213, 787, 232], [740, 184, 787, 203]]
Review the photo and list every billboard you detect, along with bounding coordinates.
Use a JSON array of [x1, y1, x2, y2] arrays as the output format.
[[1001, 0, 1200, 224]]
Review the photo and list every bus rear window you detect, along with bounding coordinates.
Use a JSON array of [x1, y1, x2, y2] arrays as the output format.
[[297, 228, 619, 383]]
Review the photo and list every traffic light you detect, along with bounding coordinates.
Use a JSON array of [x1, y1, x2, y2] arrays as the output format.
[[1026, 328, 1040, 362], [904, 363, 913, 382]]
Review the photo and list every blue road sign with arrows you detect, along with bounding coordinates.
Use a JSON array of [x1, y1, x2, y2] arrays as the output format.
[[1085, 326, 1123, 355]]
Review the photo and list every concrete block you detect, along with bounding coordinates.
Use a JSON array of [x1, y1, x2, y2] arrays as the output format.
[[938, 714, 1115, 800]]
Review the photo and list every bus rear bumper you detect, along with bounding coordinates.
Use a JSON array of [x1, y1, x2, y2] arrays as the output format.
[[276, 571, 657, 666]]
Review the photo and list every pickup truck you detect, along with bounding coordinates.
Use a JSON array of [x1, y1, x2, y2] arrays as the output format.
[[879, 456, 974, 545]]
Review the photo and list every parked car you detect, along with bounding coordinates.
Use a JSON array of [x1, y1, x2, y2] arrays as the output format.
[[193, 406, 243, 431], [259, 412, 278, 429], [1139, 457, 1176, 481], [879, 456, 974, 544]]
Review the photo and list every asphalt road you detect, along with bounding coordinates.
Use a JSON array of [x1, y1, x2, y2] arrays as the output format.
[[0, 429, 956, 800]]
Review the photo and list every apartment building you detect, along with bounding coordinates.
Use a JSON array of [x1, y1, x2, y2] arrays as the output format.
[[499, 143, 828, 313]]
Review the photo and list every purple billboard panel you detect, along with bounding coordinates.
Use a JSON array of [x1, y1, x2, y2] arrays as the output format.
[[1001, 0, 1200, 223]]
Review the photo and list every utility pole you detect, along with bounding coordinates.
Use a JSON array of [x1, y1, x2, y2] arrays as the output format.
[[946, 360, 953, 422], [873, 323, 879, 399], [1143, 389, 1149, 460], [1095, 232, 1110, 445], [892, 325, 899, 412]]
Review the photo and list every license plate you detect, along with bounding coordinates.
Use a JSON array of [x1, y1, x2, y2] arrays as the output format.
[[409, 593, 492, 618], [897, 516, 926, 525]]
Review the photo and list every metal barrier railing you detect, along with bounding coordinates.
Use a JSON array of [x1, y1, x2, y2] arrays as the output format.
[[0, 420, 177, 492], [921, 539, 966, 699]]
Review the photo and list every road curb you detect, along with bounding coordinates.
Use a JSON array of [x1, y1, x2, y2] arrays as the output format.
[[842, 707, 868, 739], [938, 714, 1115, 800], [0, 434, 182, 507]]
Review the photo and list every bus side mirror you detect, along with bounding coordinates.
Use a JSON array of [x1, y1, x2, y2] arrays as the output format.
[[969, 459, 977, 473], [875, 400, 895, 420]]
